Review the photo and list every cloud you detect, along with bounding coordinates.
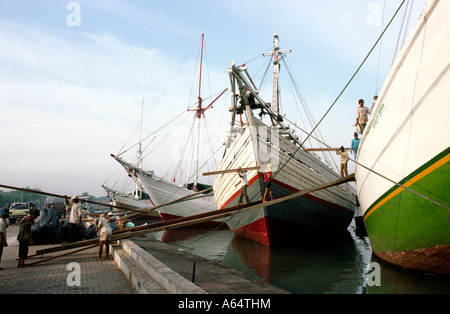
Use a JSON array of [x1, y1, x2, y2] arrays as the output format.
[[0, 18, 226, 196]]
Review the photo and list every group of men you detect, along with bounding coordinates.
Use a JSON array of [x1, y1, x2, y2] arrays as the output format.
[[235, 164, 274, 206], [65, 195, 116, 262], [0, 206, 41, 269], [336, 97, 375, 177], [0, 196, 119, 269]]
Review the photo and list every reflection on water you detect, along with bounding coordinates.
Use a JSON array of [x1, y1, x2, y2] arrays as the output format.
[[149, 221, 450, 294]]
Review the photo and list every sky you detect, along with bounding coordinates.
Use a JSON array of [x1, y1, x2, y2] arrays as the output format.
[[0, 0, 427, 197]]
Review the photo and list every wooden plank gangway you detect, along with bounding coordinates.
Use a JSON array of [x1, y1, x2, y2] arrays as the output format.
[[305, 147, 351, 152]]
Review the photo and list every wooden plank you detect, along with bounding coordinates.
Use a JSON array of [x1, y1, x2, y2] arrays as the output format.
[[0, 183, 148, 215], [305, 148, 351, 152], [29, 233, 132, 266], [202, 166, 260, 176], [34, 232, 132, 256]]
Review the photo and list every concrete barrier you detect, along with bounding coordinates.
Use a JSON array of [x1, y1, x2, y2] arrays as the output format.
[[112, 239, 206, 294]]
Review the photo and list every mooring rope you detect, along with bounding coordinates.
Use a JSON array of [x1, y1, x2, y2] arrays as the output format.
[[266, 0, 409, 198]]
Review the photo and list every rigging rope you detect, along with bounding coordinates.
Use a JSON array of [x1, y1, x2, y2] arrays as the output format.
[[375, 0, 386, 95], [266, 0, 409, 197]]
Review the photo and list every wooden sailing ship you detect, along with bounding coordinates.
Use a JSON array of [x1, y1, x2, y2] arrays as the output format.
[[212, 34, 357, 246]]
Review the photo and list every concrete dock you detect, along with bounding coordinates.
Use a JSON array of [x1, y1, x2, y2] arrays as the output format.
[[0, 224, 289, 294]]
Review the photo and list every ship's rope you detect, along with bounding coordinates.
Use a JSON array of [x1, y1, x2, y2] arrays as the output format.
[[268, 0, 410, 196], [375, 0, 386, 95]]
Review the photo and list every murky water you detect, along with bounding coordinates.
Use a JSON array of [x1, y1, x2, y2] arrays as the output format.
[[149, 221, 450, 294]]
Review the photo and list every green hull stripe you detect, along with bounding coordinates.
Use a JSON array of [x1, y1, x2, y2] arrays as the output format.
[[363, 147, 450, 252]]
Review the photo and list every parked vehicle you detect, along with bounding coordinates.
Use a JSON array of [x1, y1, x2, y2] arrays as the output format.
[[9, 202, 32, 224]]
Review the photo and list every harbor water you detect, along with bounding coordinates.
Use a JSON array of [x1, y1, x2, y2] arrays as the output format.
[[148, 219, 450, 294]]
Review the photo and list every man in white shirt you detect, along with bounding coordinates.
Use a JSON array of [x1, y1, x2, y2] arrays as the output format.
[[355, 99, 371, 134], [65, 195, 83, 242], [94, 215, 112, 262], [237, 167, 249, 205]]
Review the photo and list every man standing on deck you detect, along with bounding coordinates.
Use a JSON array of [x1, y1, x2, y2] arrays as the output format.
[[65, 195, 83, 242], [355, 99, 371, 134], [351, 132, 360, 160], [237, 167, 249, 205], [336, 146, 350, 177]]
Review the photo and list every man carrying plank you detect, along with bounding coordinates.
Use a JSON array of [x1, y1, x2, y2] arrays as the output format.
[[236, 167, 249, 205]]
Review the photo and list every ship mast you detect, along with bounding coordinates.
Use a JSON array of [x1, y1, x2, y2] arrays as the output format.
[[185, 30, 227, 191], [133, 98, 144, 199], [263, 33, 291, 124], [187, 30, 205, 191]]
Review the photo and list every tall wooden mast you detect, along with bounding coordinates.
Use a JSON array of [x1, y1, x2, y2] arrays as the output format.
[[186, 29, 227, 190], [263, 33, 291, 124]]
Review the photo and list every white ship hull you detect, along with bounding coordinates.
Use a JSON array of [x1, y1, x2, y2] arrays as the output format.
[[355, 0, 450, 274], [113, 155, 226, 227]]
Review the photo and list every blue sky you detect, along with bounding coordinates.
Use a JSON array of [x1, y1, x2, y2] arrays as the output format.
[[0, 0, 426, 197]]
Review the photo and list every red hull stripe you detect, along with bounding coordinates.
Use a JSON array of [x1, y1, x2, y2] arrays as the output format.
[[220, 173, 260, 209]]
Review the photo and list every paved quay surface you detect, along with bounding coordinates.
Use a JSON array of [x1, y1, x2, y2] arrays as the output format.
[[0, 223, 289, 294], [0, 224, 137, 294]]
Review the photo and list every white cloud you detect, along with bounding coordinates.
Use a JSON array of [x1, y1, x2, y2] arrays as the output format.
[[0, 18, 226, 196]]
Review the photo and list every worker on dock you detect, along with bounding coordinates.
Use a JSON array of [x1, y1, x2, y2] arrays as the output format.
[[336, 146, 350, 177], [94, 215, 112, 262], [65, 195, 83, 242], [237, 167, 249, 205], [17, 209, 40, 268]]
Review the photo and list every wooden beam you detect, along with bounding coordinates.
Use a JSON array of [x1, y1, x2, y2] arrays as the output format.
[[202, 166, 260, 176], [305, 148, 351, 152], [34, 232, 132, 256], [29, 233, 132, 266], [0, 183, 149, 215]]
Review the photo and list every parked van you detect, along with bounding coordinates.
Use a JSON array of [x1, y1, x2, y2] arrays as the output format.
[[9, 202, 32, 224]]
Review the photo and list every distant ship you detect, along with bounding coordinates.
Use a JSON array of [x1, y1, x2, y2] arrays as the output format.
[[112, 30, 227, 227], [355, 0, 450, 275]]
